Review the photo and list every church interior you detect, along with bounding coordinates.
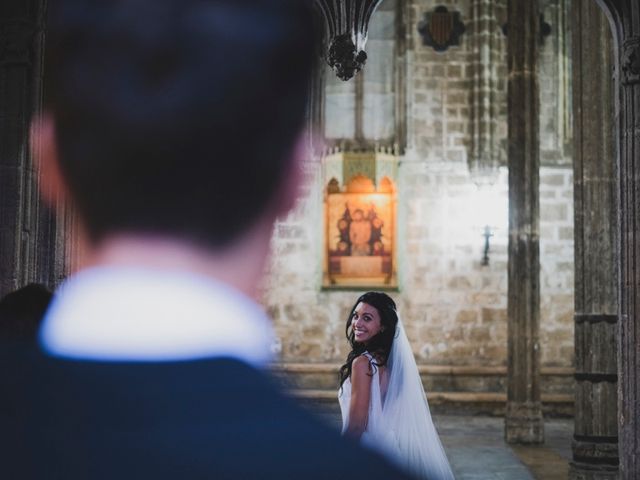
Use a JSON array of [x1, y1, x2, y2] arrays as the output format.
[[1, 0, 639, 478]]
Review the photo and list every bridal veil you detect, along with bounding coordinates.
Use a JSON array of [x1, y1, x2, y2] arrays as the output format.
[[380, 319, 454, 480]]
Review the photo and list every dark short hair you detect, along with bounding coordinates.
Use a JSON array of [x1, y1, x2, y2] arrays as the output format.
[[44, 0, 318, 248]]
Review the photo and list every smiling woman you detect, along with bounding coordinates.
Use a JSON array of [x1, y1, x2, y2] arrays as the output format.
[[352, 302, 383, 343], [338, 292, 397, 397], [338, 292, 454, 479]]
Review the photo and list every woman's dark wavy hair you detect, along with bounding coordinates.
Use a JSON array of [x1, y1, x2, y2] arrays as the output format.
[[339, 292, 398, 389]]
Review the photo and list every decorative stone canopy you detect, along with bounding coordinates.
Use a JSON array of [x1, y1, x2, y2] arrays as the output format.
[[314, 0, 384, 81], [322, 147, 398, 191]]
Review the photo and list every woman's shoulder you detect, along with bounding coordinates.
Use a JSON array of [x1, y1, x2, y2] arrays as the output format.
[[352, 353, 373, 374], [351, 352, 373, 374]]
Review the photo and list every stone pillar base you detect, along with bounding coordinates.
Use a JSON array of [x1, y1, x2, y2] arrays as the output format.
[[569, 462, 619, 480], [505, 402, 544, 444], [569, 437, 619, 480]]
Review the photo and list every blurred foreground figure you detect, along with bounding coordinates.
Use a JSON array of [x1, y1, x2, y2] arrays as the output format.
[[0, 1, 412, 478], [0, 284, 52, 342]]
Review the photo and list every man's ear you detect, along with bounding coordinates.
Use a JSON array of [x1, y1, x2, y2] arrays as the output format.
[[30, 112, 68, 208]]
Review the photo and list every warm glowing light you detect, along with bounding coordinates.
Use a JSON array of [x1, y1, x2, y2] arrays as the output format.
[[325, 188, 396, 287]]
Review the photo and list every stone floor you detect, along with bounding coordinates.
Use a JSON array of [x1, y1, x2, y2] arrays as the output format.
[[317, 413, 573, 479], [437, 415, 572, 480]]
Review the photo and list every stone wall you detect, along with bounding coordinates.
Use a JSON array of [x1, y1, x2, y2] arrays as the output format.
[[540, 168, 574, 366], [263, 0, 574, 378]]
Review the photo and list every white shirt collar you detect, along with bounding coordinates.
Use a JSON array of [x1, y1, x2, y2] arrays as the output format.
[[39, 266, 275, 366]]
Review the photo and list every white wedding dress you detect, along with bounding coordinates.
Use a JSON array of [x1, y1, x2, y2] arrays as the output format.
[[338, 321, 454, 480]]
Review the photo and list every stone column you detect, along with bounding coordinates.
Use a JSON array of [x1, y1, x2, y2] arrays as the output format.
[[307, 38, 326, 155], [0, 0, 61, 296], [592, 0, 640, 477], [468, 0, 503, 184], [505, 0, 544, 444], [393, 0, 407, 152], [617, 29, 640, 480], [570, 1, 619, 478]]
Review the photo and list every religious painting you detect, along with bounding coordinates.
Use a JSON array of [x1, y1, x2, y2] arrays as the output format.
[[324, 175, 397, 288]]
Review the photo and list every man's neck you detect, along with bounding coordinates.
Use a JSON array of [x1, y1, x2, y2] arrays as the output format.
[[81, 230, 272, 300]]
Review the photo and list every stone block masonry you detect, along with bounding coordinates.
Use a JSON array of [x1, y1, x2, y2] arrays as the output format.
[[263, 164, 573, 372]]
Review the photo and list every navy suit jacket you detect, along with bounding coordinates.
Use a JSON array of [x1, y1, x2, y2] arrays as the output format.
[[0, 345, 413, 479]]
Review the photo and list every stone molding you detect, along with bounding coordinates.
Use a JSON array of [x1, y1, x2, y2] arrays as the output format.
[[291, 389, 572, 404], [271, 362, 574, 376], [574, 314, 618, 324], [620, 36, 640, 85]]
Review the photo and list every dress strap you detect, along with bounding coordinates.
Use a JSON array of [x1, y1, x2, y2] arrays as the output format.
[[362, 352, 378, 373]]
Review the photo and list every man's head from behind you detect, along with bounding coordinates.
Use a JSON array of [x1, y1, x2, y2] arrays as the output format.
[[37, 0, 318, 250]]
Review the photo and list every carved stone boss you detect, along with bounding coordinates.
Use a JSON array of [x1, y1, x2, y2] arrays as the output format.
[[314, 0, 384, 81]]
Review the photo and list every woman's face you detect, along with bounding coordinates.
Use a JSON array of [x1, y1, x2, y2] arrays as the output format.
[[351, 302, 382, 344]]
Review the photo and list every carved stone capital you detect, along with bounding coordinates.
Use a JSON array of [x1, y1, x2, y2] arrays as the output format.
[[0, 20, 37, 66], [327, 34, 367, 81], [621, 37, 640, 85]]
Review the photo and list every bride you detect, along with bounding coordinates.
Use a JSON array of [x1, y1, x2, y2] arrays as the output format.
[[338, 292, 454, 480]]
